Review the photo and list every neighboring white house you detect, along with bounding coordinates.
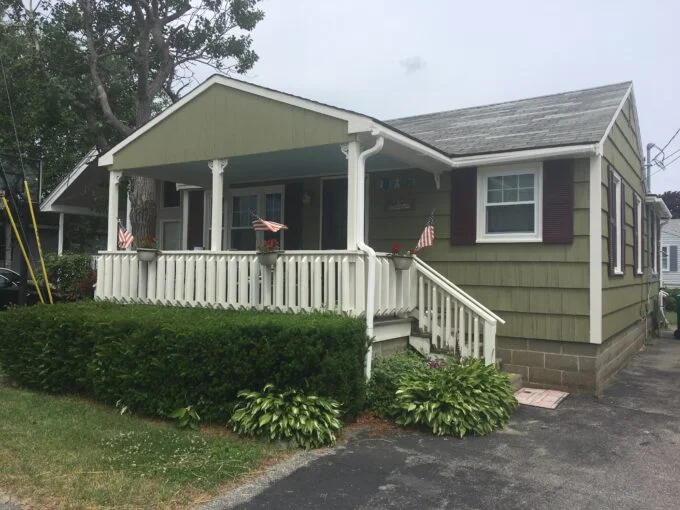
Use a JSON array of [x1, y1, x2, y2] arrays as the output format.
[[661, 218, 680, 288]]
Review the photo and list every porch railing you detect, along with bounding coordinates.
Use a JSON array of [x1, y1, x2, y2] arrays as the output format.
[[95, 250, 370, 315]]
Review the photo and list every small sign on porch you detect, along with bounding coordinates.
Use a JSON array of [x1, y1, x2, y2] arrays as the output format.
[[385, 199, 415, 212]]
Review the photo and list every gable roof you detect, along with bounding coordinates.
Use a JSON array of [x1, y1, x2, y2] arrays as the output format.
[[662, 219, 680, 238], [386, 82, 633, 156]]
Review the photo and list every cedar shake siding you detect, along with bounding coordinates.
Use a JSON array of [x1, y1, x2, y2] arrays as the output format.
[[601, 96, 656, 343], [368, 157, 590, 344]]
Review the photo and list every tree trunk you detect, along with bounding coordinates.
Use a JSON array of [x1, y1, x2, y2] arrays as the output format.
[[129, 176, 157, 241]]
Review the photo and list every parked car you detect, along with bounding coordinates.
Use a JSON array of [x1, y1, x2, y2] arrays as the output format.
[[0, 268, 46, 308]]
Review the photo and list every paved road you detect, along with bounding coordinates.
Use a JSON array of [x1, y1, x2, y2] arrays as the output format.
[[206, 333, 680, 510]]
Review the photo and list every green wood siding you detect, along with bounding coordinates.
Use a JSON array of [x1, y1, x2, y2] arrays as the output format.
[[601, 97, 657, 341], [368, 159, 591, 342], [112, 85, 351, 170]]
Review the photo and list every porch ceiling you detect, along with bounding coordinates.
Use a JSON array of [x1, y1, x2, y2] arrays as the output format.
[[124, 143, 411, 187]]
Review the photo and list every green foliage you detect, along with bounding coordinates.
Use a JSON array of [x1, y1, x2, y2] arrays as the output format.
[[660, 191, 680, 219], [0, 302, 367, 421], [368, 353, 517, 437], [43, 252, 95, 300], [229, 384, 342, 449], [169, 405, 201, 430], [662, 289, 677, 312]]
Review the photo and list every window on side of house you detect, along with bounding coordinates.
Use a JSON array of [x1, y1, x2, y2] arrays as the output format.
[[634, 193, 643, 276], [162, 181, 181, 208], [608, 169, 624, 275], [476, 163, 542, 243], [662, 246, 669, 271], [649, 208, 658, 274]]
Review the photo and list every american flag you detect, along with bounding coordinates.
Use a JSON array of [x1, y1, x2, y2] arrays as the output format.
[[415, 211, 435, 252], [118, 223, 134, 249], [252, 215, 288, 232]]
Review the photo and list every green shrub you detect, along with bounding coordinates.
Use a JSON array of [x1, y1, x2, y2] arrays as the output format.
[[43, 253, 96, 300], [366, 351, 429, 418], [229, 384, 342, 449], [392, 358, 518, 437], [0, 302, 368, 421]]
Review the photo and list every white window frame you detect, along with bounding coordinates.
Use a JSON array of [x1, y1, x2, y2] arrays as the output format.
[[476, 162, 543, 243], [662, 246, 669, 272], [649, 208, 658, 275], [160, 219, 182, 250], [611, 171, 623, 275], [635, 194, 643, 275], [226, 185, 285, 250]]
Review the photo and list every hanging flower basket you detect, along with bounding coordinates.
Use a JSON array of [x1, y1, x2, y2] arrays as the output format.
[[137, 248, 159, 262], [390, 242, 414, 270], [390, 254, 413, 270], [257, 239, 281, 268]]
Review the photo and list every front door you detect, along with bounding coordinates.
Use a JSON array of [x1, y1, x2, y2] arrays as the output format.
[[321, 178, 348, 249]]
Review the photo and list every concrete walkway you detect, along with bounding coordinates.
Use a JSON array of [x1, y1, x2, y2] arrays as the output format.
[[205, 333, 680, 510]]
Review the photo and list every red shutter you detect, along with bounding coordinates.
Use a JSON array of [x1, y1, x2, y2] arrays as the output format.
[[620, 180, 626, 274], [451, 167, 477, 245], [633, 194, 639, 277], [607, 166, 617, 276], [542, 159, 574, 244]]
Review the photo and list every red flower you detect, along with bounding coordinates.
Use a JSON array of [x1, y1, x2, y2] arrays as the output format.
[[391, 242, 402, 255]]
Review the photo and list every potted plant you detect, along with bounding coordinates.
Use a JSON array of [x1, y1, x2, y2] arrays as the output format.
[[137, 236, 159, 262], [389, 242, 414, 270], [257, 238, 281, 267]]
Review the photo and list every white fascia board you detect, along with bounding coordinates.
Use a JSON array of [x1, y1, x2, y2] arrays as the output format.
[[99, 75, 374, 168], [450, 144, 600, 169], [40, 204, 104, 217], [369, 125, 453, 168], [646, 196, 672, 219], [40, 148, 98, 211], [599, 83, 633, 148]]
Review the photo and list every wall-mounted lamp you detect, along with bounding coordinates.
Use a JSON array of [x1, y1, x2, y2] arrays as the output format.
[[302, 191, 312, 206]]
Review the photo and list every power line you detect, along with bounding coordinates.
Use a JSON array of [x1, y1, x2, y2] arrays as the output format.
[[660, 127, 680, 154]]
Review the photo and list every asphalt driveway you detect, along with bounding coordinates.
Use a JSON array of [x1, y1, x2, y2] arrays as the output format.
[[205, 332, 680, 510]]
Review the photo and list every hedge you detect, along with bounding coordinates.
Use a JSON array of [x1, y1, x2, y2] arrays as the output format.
[[0, 302, 368, 421]]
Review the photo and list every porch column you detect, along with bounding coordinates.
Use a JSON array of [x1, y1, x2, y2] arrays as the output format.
[[346, 140, 361, 249], [57, 213, 64, 255], [107, 170, 122, 251], [209, 159, 228, 251]]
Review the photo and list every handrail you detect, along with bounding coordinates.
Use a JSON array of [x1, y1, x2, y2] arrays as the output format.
[[97, 250, 365, 256], [412, 256, 505, 325]]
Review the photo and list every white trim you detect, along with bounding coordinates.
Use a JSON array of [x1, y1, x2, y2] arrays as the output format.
[[40, 204, 105, 217], [369, 127, 452, 168], [40, 148, 98, 213], [227, 185, 285, 250], [476, 162, 543, 243], [451, 144, 599, 168], [160, 219, 182, 250], [635, 194, 643, 275], [57, 213, 64, 256], [176, 183, 203, 191], [589, 154, 603, 344], [599, 83, 633, 147], [661, 246, 669, 272], [611, 170, 624, 275], [645, 195, 672, 219]]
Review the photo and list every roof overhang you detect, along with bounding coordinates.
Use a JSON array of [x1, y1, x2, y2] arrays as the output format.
[[646, 195, 672, 220]]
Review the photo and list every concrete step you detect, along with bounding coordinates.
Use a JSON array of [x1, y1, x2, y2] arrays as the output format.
[[507, 372, 523, 392]]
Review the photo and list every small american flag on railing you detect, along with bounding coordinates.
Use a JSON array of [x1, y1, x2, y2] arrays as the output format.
[[118, 221, 134, 249], [252, 215, 288, 233], [414, 210, 435, 252]]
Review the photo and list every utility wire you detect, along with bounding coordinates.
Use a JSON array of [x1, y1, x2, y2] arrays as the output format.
[[660, 127, 680, 154], [0, 54, 27, 178]]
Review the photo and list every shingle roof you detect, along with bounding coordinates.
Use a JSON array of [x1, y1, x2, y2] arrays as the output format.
[[386, 82, 632, 156], [662, 219, 680, 238]]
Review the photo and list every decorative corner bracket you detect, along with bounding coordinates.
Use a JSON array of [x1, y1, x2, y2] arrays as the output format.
[[433, 173, 441, 190], [340, 144, 349, 160]]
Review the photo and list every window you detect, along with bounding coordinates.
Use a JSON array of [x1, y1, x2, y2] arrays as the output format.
[[649, 208, 658, 274], [162, 181, 180, 208], [477, 163, 542, 242], [662, 246, 669, 271], [161, 220, 181, 250], [608, 170, 624, 275], [228, 186, 285, 250]]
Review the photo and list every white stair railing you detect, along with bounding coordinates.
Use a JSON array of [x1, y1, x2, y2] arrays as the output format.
[[95, 250, 366, 315], [412, 256, 505, 364]]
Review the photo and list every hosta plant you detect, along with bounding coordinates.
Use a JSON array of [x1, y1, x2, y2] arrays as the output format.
[[229, 384, 343, 449], [393, 358, 518, 437]]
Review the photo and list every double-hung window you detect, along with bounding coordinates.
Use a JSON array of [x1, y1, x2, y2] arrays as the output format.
[[477, 163, 542, 242], [609, 170, 624, 275], [662, 246, 669, 271], [228, 186, 285, 250]]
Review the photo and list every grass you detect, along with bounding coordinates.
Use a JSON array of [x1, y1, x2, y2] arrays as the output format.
[[0, 387, 280, 509], [664, 310, 677, 329]]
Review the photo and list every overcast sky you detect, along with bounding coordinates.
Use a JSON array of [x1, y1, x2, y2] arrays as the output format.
[[203, 0, 680, 193]]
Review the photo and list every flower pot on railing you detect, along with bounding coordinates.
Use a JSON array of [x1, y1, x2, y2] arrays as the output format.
[[390, 254, 413, 270], [137, 248, 159, 262], [257, 251, 281, 267]]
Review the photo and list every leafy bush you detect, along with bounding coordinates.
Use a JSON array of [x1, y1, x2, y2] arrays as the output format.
[[0, 302, 368, 421], [43, 253, 96, 300], [169, 406, 201, 430], [368, 352, 517, 437], [229, 384, 342, 449]]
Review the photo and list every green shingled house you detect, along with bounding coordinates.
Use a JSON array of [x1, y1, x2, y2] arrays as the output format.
[[46, 76, 670, 393]]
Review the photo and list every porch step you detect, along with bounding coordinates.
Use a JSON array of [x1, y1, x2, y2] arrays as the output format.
[[373, 317, 415, 343], [408, 334, 431, 355]]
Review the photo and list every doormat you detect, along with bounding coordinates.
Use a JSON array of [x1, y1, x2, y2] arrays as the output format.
[[514, 388, 569, 409]]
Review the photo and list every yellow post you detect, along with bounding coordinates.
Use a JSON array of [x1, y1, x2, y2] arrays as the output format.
[[23, 181, 53, 304], [1, 195, 45, 304]]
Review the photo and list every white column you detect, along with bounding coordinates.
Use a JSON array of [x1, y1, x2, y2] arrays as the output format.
[[209, 159, 228, 251], [125, 191, 132, 231], [345, 140, 361, 249], [57, 213, 64, 255], [107, 170, 122, 251]]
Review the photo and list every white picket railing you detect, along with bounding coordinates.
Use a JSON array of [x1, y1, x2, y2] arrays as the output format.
[[95, 250, 368, 315], [412, 256, 504, 363], [373, 253, 418, 316]]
